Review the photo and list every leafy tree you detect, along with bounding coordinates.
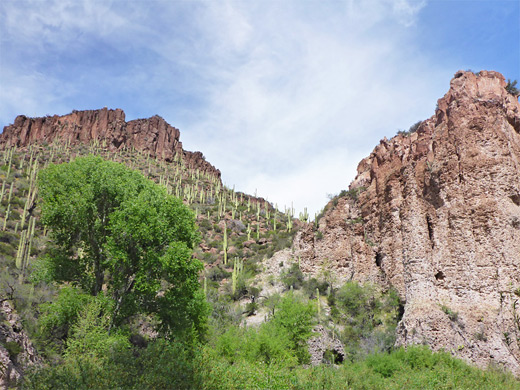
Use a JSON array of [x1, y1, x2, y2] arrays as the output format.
[[270, 293, 316, 364], [37, 156, 207, 337]]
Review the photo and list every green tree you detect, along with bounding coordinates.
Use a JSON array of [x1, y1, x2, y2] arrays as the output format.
[[270, 292, 316, 364], [37, 156, 207, 337], [329, 281, 402, 359], [506, 79, 519, 96]]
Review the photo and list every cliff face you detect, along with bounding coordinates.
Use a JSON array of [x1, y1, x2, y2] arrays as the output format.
[[294, 71, 520, 374], [0, 108, 221, 178]]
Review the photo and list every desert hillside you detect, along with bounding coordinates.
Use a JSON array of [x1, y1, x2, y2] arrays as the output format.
[[0, 70, 519, 389]]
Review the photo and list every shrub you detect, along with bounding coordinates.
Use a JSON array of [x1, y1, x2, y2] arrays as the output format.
[[281, 263, 305, 290], [330, 282, 402, 360], [506, 79, 519, 96], [397, 121, 422, 137], [302, 277, 329, 299], [440, 304, 458, 322]]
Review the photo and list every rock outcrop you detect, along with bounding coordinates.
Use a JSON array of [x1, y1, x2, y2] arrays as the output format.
[[0, 108, 221, 178], [0, 301, 42, 389], [294, 71, 520, 374], [307, 325, 345, 366]]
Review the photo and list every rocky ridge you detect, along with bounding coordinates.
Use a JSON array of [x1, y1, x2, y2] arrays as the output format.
[[0, 108, 220, 179], [293, 70, 520, 374]]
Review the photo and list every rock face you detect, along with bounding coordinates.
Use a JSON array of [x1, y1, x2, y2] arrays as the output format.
[[307, 325, 345, 366], [0, 301, 42, 389], [294, 71, 520, 374], [0, 108, 221, 178]]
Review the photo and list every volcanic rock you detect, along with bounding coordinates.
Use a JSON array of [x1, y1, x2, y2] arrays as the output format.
[[293, 70, 520, 374], [0, 108, 220, 178]]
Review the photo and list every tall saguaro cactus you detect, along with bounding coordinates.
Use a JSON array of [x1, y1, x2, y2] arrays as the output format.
[[232, 258, 243, 296], [223, 221, 228, 265]]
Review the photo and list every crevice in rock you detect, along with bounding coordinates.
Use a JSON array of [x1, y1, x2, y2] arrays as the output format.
[[435, 271, 445, 281], [510, 194, 520, 206], [112, 138, 123, 149], [506, 114, 520, 134], [323, 348, 344, 364], [375, 251, 383, 268], [426, 215, 434, 248], [397, 299, 405, 322], [423, 172, 444, 209]]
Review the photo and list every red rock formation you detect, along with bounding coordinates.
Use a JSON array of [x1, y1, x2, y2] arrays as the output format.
[[0, 108, 221, 179], [294, 70, 520, 374]]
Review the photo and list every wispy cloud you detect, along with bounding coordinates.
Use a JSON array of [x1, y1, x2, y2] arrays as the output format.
[[170, 1, 445, 214], [1, 0, 514, 216]]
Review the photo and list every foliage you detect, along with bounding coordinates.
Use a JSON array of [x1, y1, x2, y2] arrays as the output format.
[[329, 281, 402, 360], [506, 79, 519, 96], [23, 338, 196, 390], [194, 345, 520, 390], [270, 293, 316, 363], [302, 277, 329, 299], [63, 296, 129, 365], [24, 342, 520, 390], [397, 120, 422, 137], [39, 286, 94, 342], [281, 263, 305, 290], [37, 156, 207, 337], [211, 293, 316, 367]]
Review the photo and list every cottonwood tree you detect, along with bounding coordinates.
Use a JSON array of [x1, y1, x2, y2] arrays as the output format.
[[38, 155, 207, 337]]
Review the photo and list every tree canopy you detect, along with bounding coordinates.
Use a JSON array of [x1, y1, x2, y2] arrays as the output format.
[[38, 155, 207, 336]]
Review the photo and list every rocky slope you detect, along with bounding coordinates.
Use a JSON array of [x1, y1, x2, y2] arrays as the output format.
[[294, 70, 520, 374], [0, 301, 41, 389], [0, 108, 220, 178]]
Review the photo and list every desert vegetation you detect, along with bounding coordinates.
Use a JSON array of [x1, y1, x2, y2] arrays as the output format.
[[0, 143, 518, 389]]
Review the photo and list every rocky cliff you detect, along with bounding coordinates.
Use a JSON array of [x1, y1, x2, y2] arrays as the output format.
[[0, 301, 42, 389], [0, 108, 221, 178], [294, 70, 520, 374]]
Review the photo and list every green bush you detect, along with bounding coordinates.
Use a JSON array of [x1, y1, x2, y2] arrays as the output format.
[[38, 286, 94, 342], [210, 293, 316, 367], [281, 263, 305, 290], [302, 277, 329, 299], [23, 339, 196, 390], [330, 282, 402, 360]]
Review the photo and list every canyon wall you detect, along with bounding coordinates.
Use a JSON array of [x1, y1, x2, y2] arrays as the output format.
[[294, 70, 520, 374]]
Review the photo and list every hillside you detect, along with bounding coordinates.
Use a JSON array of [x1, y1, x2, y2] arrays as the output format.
[[0, 113, 302, 387]]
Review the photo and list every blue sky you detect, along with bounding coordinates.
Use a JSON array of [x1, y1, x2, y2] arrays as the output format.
[[1, 0, 519, 216]]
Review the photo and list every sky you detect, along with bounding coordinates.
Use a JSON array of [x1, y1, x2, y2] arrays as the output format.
[[1, 0, 519, 217]]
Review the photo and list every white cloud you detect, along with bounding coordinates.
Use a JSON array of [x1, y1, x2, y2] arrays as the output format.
[[171, 0, 447, 216], [1, 0, 452, 216], [0, 68, 69, 125]]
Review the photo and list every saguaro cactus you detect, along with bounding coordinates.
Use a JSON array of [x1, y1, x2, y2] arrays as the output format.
[[223, 221, 228, 265], [247, 223, 252, 241], [231, 258, 243, 296]]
